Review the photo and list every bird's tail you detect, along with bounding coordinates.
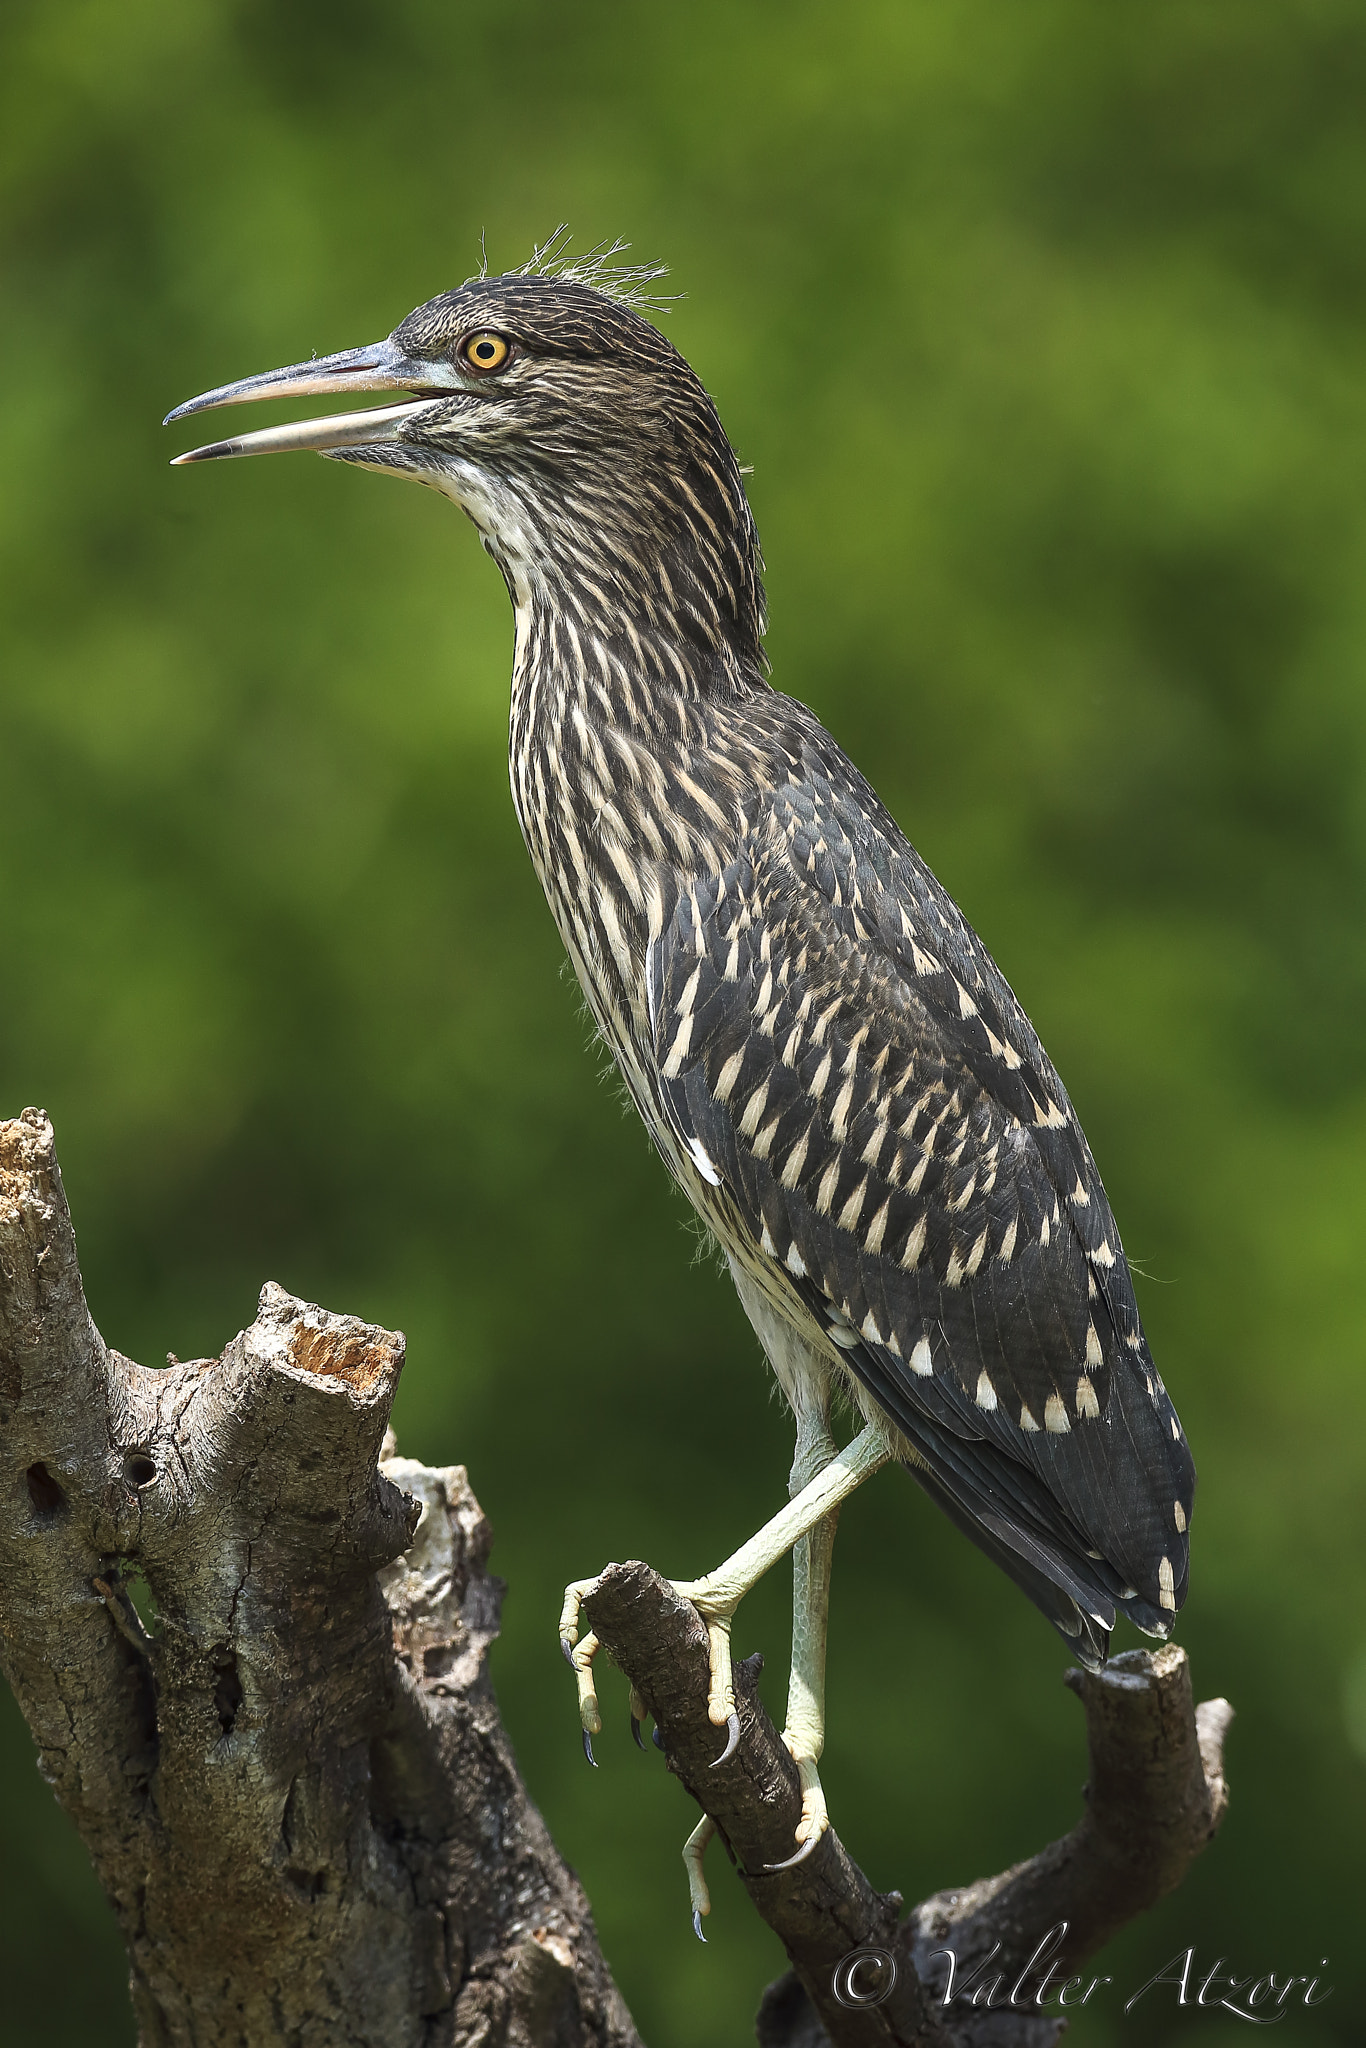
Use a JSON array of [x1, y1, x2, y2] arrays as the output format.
[[900, 1456, 1171, 1670]]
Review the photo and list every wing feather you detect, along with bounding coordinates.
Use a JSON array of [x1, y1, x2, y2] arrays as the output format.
[[649, 712, 1194, 1655]]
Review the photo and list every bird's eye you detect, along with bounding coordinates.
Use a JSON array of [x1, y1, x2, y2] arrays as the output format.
[[461, 331, 511, 374]]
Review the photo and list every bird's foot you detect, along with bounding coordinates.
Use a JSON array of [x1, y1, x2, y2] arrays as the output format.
[[764, 1746, 830, 1870], [559, 1570, 741, 1767], [669, 1573, 741, 1763], [559, 1577, 604, 1752]]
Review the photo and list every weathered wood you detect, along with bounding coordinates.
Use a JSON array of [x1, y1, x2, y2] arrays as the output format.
[[0, 1106, 1232, 2047], [0, 1108, 640, 2048]]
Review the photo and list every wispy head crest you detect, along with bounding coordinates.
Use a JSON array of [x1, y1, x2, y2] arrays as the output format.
[[497, 226, 678, 313]]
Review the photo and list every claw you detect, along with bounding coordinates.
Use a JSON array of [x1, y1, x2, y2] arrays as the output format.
[[631, 1711, 645, 1750], [692, 1908, 707, 1944], [629, 1685, 648, 1750], [710, 1709, 741, 1769], [560, 1636, 575, 1666], [763, 1828, 823, 1872], [582, 1728, 597, 1768], [652, 1725, 665, 1751]]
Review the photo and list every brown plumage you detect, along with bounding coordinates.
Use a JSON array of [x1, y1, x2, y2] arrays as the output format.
[[168, 247, 1194, 1678]]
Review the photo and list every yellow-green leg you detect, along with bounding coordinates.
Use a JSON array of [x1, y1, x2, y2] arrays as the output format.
[[767, 1396, 840, 1869], [559, 1418, 890, 1747]]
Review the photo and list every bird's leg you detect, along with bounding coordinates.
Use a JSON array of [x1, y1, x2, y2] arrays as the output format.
[[560, 1422, 893, 1759], [665, 1418, 891, 1744], [767, 1401, 841, 1868]]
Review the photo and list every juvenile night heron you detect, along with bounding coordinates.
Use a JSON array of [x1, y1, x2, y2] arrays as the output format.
[[168, 243, 1194, 1932]]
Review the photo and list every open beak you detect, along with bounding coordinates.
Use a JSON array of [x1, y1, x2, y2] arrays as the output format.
[[164, 336, 463, 465]]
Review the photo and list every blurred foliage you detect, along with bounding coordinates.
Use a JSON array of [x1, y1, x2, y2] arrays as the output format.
[[2, 2, 1365, 2042]]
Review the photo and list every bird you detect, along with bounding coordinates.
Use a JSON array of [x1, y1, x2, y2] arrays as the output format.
[[167, 236, 1195, 1934]]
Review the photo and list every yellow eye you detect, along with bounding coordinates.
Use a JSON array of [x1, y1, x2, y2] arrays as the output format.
[[462, 331, 511, 374]]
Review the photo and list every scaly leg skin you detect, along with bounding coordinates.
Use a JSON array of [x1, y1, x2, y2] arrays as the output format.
[[558, 1420, 892, 1769], [761, 1397, 840, 1869], [767, 1501, 838, 1868]]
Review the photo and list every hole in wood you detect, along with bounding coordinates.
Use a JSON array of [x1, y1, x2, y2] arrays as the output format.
[[25, 1462, 67, 1518], [214, 1652, 244, 1735], [124, 1452, 157, 1489]]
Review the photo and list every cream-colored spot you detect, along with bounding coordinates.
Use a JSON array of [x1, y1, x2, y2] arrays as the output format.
[[780, 1129, 811, 1190], [860, 1120, 888, 1169], [1020, 1403, 1040, 1432], [901, 1215, 927, 1269], [944, 1248, 965, 1288], [785, 1242, 807, 1278], [1158, 1556, 1176, 1611], [1040, 1213, 1051, 1247], [1044, 1394, 1071, 1434], [975, 1371, 997, 1411], [809, 1050, 832, 1099], [864, 1197, 890, 1256], [1173, 1500, 1187, 1533], [1170, 1416, 1181, 1441], [997, 1215, 1019, 1264], [1071, 1177, 1089, 1206], [957, 984, 978, 1020], [714, 1047, 745, 1103], [1085, 1324, 1103, 1370], [815, 1157, 841, 1216], [1092, 1239, 1115, 1268], [838, 1178, 868, 1232], [661, 1012, 693, 1077], [811, 994, 842, 1045], [861, 1313, 883, 1346], [1075, 1374, 1100, 1420], [965, 1227, 989, 1277], [676, 964, 702, 1018], [760, 1222, 776, 1256], [910, 1336, 934, 1376], [905, 1153, 930, 1196], [738, 1079, 770, 1138], [752, 1113, 781, 1161], [831, 1076, 856, 1140]]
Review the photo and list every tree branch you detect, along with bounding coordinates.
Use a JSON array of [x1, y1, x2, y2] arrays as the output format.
[[0, 1108, 640, 2048], [583, 1556, 1233, 2047]]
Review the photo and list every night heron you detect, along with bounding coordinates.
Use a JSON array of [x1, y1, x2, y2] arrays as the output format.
[[167, 243, 1195, 1933]]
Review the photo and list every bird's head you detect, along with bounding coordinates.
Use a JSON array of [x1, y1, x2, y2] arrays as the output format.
[[168, 254, 766, 682]]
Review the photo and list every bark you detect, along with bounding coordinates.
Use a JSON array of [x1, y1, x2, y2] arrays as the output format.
[[0, 1108, 639, 2048], [1, 1108, 1232, 2048], [584, 1562, 1232, 2046]]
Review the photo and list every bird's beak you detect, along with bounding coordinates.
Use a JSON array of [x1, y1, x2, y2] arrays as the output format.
[[164, 336, 463, 465]]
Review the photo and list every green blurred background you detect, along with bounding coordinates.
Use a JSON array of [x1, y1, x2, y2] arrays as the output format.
[[2, 2, 1364, 2042]]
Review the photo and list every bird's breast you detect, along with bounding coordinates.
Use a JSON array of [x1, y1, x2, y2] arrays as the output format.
[[507, 664, 753, 1209]]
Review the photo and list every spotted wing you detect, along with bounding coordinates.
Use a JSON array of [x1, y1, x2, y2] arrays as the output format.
[[647, 715, 1194, 1662]]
